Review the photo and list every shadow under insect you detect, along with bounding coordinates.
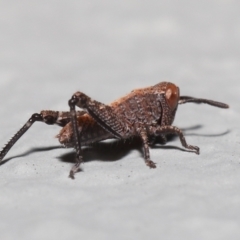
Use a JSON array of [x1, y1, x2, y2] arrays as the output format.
[[47, 125, 211, 164], [1, 124, 229, 167]]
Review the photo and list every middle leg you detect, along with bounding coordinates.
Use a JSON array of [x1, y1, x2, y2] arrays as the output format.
[[139, 130, 157, 168]]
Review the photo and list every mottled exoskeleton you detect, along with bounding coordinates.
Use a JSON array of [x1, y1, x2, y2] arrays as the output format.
[[0, 82, 229, 179]]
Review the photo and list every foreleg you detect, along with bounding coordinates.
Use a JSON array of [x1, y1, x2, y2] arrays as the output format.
[[149, 125, 200, 154]]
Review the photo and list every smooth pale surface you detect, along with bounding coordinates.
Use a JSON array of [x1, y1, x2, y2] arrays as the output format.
[[0, 1, 239, 240]]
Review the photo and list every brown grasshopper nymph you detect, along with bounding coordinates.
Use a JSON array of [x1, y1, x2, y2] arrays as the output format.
[[0, 82, 229, 179]]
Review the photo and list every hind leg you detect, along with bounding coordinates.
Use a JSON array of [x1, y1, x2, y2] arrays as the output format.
[[0, 110, 85, 162]]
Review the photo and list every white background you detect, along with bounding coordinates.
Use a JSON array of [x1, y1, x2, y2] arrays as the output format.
[[0, 1, 239, 240]]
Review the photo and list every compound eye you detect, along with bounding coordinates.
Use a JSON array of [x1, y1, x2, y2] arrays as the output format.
[[165, 83, 179, 110]]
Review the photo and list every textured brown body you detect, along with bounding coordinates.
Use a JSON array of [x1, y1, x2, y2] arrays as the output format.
[[57, 82, 177, 147], [58, 114, 111, 147]]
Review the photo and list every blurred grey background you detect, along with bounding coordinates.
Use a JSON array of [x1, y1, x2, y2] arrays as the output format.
[[0, 1, 239, 240]]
